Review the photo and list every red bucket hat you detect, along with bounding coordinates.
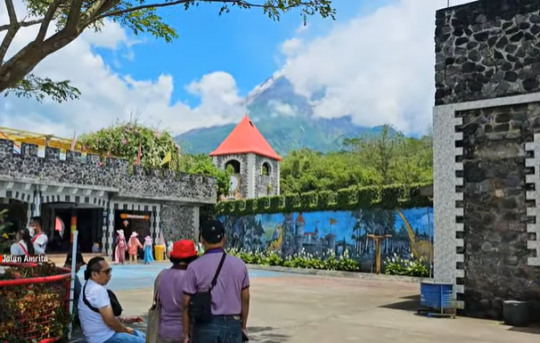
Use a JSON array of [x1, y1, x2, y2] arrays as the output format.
[[170, 240, 197, 259]]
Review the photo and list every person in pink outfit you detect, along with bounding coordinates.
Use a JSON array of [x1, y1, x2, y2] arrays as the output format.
[[115, 230, 126, 265], [128, 232, 143, 264]]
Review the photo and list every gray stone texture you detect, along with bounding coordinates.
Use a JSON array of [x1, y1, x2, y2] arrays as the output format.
[[159, 203, 196, 242], [435, 0, 540, 106], [0, 139, 216, 204], [254, 155, 279, 197], [213, 154, 250, 198], [458, 102, 540, 319]]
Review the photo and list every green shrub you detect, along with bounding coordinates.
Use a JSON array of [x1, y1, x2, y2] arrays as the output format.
[[215, 183, 432, 216], [384, 253, 430, 277], [227, 248, 360, 272]]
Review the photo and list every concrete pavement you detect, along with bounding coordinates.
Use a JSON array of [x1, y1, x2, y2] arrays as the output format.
[[71, 270, 540, 343]]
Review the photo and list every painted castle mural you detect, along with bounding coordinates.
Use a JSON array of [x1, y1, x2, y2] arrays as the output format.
[[220, 207, 433, 265]]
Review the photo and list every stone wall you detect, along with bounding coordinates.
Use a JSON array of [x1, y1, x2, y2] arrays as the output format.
[[254, 155, 280, 197], [0, 139, 216, 204], [435, 0, 540, 105], [160, 203, 198, 242], [457, 102, 540, 318]]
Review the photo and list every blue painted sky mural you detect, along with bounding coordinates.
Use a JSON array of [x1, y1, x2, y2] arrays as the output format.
[[220, 207, 434, 265]]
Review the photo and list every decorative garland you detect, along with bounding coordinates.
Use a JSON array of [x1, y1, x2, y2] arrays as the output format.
[[215, 183, 432, 216]]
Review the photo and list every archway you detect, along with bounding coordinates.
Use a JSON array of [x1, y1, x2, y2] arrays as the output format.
[[225, 159, 241, 174]]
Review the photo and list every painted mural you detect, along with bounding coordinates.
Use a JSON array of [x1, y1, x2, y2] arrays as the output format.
[[220, 207, 433, 265]]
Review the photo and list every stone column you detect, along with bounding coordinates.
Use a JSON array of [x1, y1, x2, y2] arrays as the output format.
[[155, 205, 161, 242], [192, 206, 200, 242], [27, 190, 41, 227], [107, 201, 115, 257], [246, 153, 256, 199], [102, 203, 109, 255]]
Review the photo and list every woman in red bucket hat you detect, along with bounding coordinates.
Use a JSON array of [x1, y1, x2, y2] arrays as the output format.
[[149, 240, 198, 343]]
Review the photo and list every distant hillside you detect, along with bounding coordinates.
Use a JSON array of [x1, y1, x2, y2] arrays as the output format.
[[176, 76, 385, 155]]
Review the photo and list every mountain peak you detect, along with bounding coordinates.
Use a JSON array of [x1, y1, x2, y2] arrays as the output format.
[[177, 75, 383, 155]]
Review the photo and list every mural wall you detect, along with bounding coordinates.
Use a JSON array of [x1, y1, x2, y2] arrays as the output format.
[[220, 207, 433, 268]]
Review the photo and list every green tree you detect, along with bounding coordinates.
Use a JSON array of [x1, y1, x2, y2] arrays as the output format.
[[280, 125, 433, 193], [0, 0, 335, 101], [343, 125, 404, 184], [78, 121, 230, 198], [179, 153, 230, 198]]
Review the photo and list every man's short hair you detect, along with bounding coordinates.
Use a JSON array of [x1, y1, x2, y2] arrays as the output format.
[[84, 256, 106, 280], [30, 216, 42, 228], [200, 220, 225, 244]]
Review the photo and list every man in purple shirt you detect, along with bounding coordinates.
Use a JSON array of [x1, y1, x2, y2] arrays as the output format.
[[182, 220, 250, 343]]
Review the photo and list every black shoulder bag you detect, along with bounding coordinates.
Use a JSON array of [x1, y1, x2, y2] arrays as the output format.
[[82, 282, 123, 317], [188, 252, 227, 322]]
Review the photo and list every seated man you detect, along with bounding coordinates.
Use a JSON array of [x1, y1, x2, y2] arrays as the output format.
[[78, 256, 145, 343]]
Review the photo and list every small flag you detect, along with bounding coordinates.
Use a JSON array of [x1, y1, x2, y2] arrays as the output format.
[[135, 144, 142, 165], [160, 151, 172, 166], [70, 130, 77, 150]]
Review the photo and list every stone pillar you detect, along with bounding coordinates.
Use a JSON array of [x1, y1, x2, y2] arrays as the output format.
[[526, 134, 540, 266], [276, 162, 281, 195], [246, 153, 256, 199], [107, 201, 115, 257], [433, 105, 464, 298], [192, 206, 200, 242], [155, 205, 161, 242], [27, 190, 41, 227], [102, 204, 109, 255]]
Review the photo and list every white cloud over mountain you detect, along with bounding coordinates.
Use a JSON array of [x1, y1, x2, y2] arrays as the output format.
[[0, 0, 474, 138]]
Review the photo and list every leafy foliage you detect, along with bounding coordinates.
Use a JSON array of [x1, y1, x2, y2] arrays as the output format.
[[79, 121, 183, 170], [78, 121, 230, 197], [3, 74, 81, 102], [228, 248, 360, 272], [280, 124, 433, 193], [0, 209, 14, 254], [0, 263, 71, 342], [215, 182, 432, 216], [0, 0, 336, 100], [384, 253, 430, 277], [180, 154, 231, 198]]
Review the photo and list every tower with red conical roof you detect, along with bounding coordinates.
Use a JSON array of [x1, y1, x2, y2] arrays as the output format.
[[210, 115, 281, 199]]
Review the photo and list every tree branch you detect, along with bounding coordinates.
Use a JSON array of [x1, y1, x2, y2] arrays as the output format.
[[0, 0, 20, 64], [4, 0, 18, 24], [65, 0, 84, 32], [0, 19, 44, 32], [93, 0, 309, 22], [35, 0, 62, 42]]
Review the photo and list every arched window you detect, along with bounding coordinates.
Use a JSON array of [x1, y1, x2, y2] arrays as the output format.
[[225, 159, 241, 174], [262, 162, 271, 176]]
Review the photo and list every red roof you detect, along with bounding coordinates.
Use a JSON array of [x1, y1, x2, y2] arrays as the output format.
[[210, 115, 282, 161]]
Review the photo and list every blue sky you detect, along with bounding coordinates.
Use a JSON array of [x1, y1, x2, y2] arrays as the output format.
[[0, 0, 469, 137], [95, 0, 389, 107]]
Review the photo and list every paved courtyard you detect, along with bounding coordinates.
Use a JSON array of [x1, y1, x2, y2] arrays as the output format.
[[70, 264, 540, 343]]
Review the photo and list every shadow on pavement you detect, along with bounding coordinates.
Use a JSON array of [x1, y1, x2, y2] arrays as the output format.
[[508, 325, 540, 335], [248, 326, 290, 343], [70, 318, 289, 343], [378, 294, 420, 312]]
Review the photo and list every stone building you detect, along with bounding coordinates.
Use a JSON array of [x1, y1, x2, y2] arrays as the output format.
[[210, 115, 281, 199], [0, 139, 216, 256], [433, 0, 540, 319]]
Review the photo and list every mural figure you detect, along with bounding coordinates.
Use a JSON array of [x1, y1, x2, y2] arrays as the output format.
[[220, 207, 433, 266]]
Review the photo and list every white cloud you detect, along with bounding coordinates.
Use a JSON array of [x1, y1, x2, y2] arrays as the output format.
[[269, 100, 296, 117], [0, 0, 475, 139], [0, 0, 245, 138], [279, 0, 475, 134]]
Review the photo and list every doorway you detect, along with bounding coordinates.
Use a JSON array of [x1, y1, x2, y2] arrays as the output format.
[[112, 210, 151, 260]]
